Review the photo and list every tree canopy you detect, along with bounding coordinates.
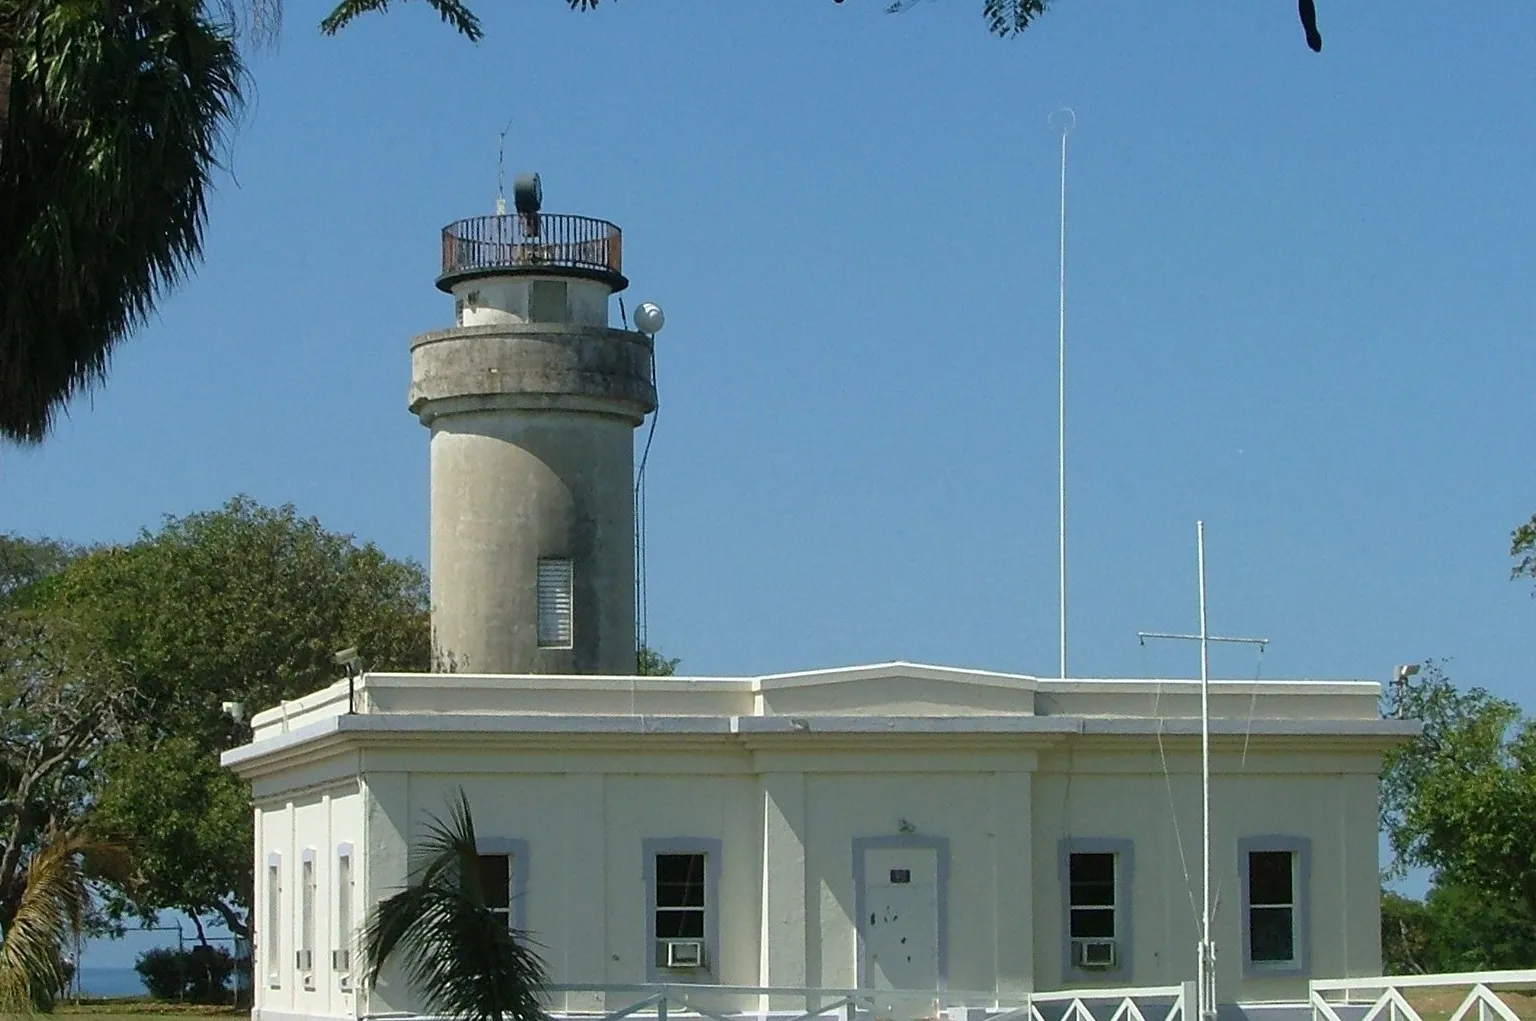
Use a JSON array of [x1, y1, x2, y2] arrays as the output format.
[[3, 496, 681, 946], [1376, 520, 1536, 972], [1382, 885, 1536, 975], [1381, 661, 1536, 928], [22, 496, 431, 937]]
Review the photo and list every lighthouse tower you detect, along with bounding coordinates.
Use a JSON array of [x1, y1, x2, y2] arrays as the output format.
[[409, 174, 658, 675]]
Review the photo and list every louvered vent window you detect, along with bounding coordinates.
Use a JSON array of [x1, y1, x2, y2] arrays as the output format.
[[537, 558, 574, 648]]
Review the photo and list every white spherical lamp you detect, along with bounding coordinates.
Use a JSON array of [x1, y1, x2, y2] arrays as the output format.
[[634, 302, 665, 336]]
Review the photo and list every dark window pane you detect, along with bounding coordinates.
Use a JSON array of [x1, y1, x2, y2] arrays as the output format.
[[1069, 853, 1116, 909], [1070, 907, 1115, 939], [1071, 880, 1115, 907], [1249, 907, 1294, 962], [656, 881, 705, 908], [1249, 852, 1293, 906], [478, 855, 510, 910], [1069, 853, 1114, 885], [656, 854, 706, 908], [655, 909, 705, 939]]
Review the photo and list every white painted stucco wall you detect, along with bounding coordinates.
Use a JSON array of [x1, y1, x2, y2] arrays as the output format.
[[230, 664, 1411, 1021], [253, 784, 361, 1020], [450, 276, 610, 328]]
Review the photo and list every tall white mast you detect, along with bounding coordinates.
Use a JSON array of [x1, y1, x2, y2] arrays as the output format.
[[1197, 521, 1214, 1021], [1138, 522, 1268, 1021], [1054, 107, 1075, 681]]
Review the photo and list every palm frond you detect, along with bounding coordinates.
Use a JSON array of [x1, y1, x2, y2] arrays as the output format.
[[981, 0, 1048, 36], [321, 0, 483, 41], [0, 831, 135, 1011], [361, 789, 548, 1021], [885, 0, 1049, 37], [0, 0, 245, 442]]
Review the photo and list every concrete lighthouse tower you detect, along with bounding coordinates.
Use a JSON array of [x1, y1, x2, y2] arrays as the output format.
[[408, 174, 658, 675]]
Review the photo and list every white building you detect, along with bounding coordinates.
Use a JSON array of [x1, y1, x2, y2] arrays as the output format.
[[223, 180, 1415, 1021], [225, 664, 1412, 1021]]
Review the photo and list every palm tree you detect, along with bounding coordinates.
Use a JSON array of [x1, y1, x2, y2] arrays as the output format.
[[0, 830, 134, 1011], [361, 790, 549, 1021], [0, 0, 243, 444], [0, 0, 480, 446]]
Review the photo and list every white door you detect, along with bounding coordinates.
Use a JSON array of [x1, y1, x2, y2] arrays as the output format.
[[861, 847, 939, 991]]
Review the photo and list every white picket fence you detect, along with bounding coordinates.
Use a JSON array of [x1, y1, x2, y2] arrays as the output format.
[[1309, 969, 1536, 1021], [540, 982, 1194, 1021], [534, 974, 1536, 1021]]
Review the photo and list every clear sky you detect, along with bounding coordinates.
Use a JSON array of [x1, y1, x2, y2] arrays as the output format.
[[8, 0, 1536, 962]]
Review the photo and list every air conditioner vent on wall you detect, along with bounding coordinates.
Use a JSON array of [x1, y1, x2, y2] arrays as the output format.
[[662, 939, 704, 968], [1072, 938, 1116, 969]]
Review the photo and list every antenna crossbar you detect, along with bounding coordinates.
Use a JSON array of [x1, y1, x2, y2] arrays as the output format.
[[1138, 631, 1268, 646]]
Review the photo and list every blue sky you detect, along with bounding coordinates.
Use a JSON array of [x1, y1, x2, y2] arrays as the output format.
[[7, 0, 1535, 963]]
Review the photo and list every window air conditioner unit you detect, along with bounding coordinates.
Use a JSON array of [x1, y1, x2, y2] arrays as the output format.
[[663, 939, 704, 968], [332, 949, 351, 971], [295, 949, 314, 971], [1072, 939, 1117, 969]]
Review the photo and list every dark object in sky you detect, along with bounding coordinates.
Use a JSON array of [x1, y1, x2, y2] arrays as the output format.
[[1299, 0, 1323, 51]]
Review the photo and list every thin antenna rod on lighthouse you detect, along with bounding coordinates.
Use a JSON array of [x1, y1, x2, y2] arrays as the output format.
[[495, 116, 513, 215], [1053, 108, 1075, 681]]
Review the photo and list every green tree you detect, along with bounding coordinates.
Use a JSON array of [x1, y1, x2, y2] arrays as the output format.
[[1510, 512, 1536, 584], [94, 737, 252, 941], [0, 536, 73, 600], [1381, 662, 1536, 937], [0, 597, 137, 935], [1381, 885, 1536, 974], [35, 496, 430, 938], [362, 790, 549, 1021], [636, 646, 679, 676], [1381, 890, 1436, 975]]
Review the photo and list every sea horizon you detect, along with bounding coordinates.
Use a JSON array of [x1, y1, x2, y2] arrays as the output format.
[[71, 966, 147, 1000]]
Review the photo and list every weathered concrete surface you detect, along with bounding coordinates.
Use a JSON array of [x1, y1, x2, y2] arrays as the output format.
[[409, 323, 656, 421], [410, 322, 656, 675]]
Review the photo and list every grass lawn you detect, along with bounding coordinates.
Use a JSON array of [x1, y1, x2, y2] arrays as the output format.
[[1393, 986, 1535, 1021]]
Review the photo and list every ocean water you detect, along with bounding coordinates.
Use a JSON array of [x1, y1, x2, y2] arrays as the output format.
[[73, 966, 148, 999]]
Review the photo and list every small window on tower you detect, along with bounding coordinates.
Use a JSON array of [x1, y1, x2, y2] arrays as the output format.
[[537, 558, 573, 648]]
